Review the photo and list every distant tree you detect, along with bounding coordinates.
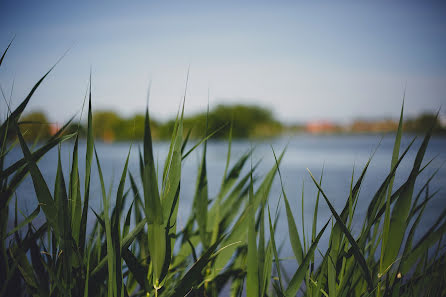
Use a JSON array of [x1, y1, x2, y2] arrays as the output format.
[[19, 111, 51, 141], [404, 113, 445, 133], [92, 111, 160, 141], [63, 122, 87, 138], [161, 104, 282, 139], [114, 114, 160, 140], [92, 111, 122, 142]]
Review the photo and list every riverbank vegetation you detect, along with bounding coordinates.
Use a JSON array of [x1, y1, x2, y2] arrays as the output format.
[[10, 108, 445, 143], [1, 43, 446, 296]]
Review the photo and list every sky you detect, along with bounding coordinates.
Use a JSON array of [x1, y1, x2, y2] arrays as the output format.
[[1, 1, 445, 124]]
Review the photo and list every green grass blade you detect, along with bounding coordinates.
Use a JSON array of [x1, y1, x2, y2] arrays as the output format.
[[400, 215, 446, 274], [261, 240, 273, 297], [397, 192, 428, 277], [0, 116, 76, 180], [360, 137, 416, 247], [55, 146, 72, 296], [181, 128, 192, 155], [161, 127, 182, 224], [222, 117, 233, 185], [213, 149, 283, 272], [285, 219, 330, 297], [94, 148, 115, 297], [268, 205, 284, 294], [171, 235, 225, 297], [79, 87, 94, 253], [272, 148, 303, 265], [0, 59, 61, 140], [308, 169, 374, 293], [5, 206, 40, 238], [122, 202, 134, 238], [142, 107, 163, 225], [122, 248, 148, 291], [246, 172, 259, 297], [15, 120, 59, 236], [90, 217, 147, 278], [70, 136, 81, 244], [380, 101, 404, 275], [181, 123, 227, 160], [112, 147, 130, 297], [382, 113, 436, 274], [0, 37, 14, 67], [84, 247, 91, 297], [311, 167, 323, 272], [258, 203, 265, 292], [193, 134, 208, 248]]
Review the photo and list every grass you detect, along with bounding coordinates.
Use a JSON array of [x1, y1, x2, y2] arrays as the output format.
[[1, 42, 446, 297]]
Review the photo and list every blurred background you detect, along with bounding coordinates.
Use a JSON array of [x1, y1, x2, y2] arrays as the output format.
[[1, 1, 446, 131]]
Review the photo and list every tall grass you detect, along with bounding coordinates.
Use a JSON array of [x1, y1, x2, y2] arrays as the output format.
[[1, 42, 445, 297]]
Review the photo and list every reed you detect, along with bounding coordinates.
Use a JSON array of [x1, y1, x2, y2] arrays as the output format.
[[1, 42, 445, 297]]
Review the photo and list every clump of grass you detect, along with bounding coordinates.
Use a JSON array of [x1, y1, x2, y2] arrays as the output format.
[[1, 41, 445, 297]]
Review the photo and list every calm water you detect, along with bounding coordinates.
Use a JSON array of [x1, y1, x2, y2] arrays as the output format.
[[6, 134, 446, 262]]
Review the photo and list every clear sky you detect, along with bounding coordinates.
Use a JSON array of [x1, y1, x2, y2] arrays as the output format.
[[1, 1, 445, 124]]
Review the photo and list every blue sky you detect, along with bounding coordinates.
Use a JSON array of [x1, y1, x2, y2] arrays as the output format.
[[1, 1, 445, 124]]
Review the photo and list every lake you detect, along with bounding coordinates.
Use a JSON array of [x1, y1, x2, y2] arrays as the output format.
[[5, 133, 446, 264]]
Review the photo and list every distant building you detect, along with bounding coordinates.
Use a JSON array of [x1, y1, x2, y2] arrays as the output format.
[[440, 115, 446, 128], [349, 120, 397, 133], [306, 121, 338, 134], [49, 123, 59, 136]]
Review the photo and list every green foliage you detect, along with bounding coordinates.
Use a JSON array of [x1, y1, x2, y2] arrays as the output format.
[[161, 104, 282, 139], [1, 43, 446, 297], [92, 112, 160, 141], [404, 112, 445, 133], [18, 111, 52, 141]]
